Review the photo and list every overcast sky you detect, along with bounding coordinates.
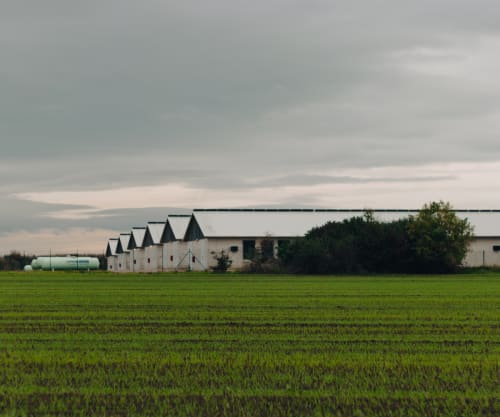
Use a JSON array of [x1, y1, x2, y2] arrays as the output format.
[[2, 0, 500, 254]]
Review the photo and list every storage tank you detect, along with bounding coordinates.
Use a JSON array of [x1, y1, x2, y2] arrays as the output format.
[[31, 256, 100, 271], [24, 265, 33, 272]]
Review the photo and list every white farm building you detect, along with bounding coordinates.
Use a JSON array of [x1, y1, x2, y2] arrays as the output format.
[[128, 227, 147, 273], [143, 222, 165, 273], [105, 238, 119, 271], [105, 209, 500, 272], [115, 233, 131, 272]]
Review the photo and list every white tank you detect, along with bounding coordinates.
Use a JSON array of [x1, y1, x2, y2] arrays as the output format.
[[31, 256, 100, 271]]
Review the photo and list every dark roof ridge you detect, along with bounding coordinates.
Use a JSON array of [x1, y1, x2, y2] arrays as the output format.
[[193, 208, 500, 212]]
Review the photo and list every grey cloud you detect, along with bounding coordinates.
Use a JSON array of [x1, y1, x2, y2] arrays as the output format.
[[0, 159, 215, 193], [0, 197, 93, 234], [252, 175, 456, 188], [0, 1, 499, 199], [0, 195, 189, 236]]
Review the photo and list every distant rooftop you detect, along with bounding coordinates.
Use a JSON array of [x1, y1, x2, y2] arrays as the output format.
[[190, 209, 500, 238], [194, 208, 500, 213]]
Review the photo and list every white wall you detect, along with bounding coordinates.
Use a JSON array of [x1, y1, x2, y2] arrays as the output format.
[[116, 252, 130, 273], [144, 245, 164, 273], [463, 238, 500, 267], [107, 256, 117, 272], [162, 241, 190, 271], [188, 239, 209, 271], [131, 248, 146, 273], [186, 238, 278, 271]]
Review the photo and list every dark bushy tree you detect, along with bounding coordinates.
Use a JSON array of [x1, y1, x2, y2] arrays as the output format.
[[280, 202, 473, 274], [407, 201, 474, 272], [0, 251, 35, 271]]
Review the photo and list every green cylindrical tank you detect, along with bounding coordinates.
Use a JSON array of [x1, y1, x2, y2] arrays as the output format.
[[34, 257, 100, 271]]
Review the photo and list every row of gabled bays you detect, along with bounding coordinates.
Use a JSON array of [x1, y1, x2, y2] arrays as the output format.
[[105, 209, 500, 272]]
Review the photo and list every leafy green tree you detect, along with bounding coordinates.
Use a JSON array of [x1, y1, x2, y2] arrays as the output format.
[[279, 202, 473, 274], [408, 201, 474, 272]]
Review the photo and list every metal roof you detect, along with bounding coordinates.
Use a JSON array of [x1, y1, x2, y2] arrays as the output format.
[[189, 211, 368, 238], [167, 215, 191, 240], [458, 212, 500, 236], [106, 238, 119, 256], [193, 208, 500, 213], [190, 210, 500, 238], [117, 234, 131, 253], [146, 222, 165, 245], [130, 227, 147, 249]]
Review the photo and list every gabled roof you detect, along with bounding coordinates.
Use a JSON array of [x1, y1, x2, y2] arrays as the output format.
[[116, 234, 131, 254], [143, 222, 165, 246], [186, 209, 500, 239], [106, 238, 119, 256], [457, 212, 500, 236], [167, 215, 191, 240], [185, 211, 370, 239], [128, 227, 147, 250]]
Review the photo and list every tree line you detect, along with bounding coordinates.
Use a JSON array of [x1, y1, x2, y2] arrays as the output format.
[[278, 202, 474, 274], [0, 252, 35, 271], [0, 252, 107, 271]]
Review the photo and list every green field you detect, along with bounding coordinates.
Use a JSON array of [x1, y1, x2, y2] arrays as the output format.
[[0, 272, 499, 416]]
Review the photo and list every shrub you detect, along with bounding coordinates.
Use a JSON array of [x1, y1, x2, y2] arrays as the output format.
[[211, 250, 232, 273], [244, 238, 284, 273]]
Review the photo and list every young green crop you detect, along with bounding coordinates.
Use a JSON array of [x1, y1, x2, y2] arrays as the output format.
[[0, 272, 499, 416]]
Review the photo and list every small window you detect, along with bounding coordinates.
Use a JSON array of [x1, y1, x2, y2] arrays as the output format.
[[147, 258, 151, 264], [243, 240, 256, 260], [170, 255, 174, 261], [260, 239, 274, 259], [278, 239, 290, 248], [119, 263, 122, 268], [277, 240, 290, 255], [230, 245, 238, 253], [493, 245, 500, 252], [109, 265, 113, 269], [134, 260, 137, 265]]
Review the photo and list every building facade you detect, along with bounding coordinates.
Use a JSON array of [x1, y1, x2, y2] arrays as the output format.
[[106, 209, 500, 272]]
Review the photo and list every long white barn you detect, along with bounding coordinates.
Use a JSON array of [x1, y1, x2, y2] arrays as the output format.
[[106, 209, 500, 272]]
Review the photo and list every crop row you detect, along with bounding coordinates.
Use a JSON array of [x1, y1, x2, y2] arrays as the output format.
[[1, 272, 499, 416]]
